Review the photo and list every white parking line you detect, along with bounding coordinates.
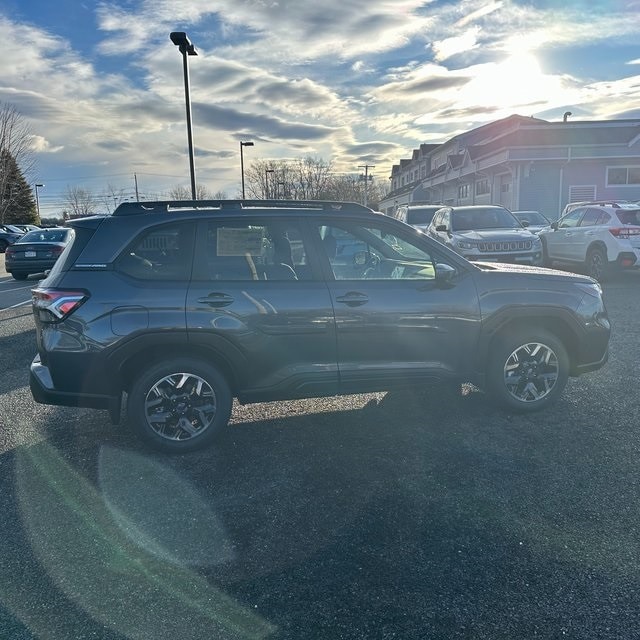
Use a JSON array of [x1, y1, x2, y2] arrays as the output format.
[[7, 299, 31, 309], [0, 285, 34, 293]]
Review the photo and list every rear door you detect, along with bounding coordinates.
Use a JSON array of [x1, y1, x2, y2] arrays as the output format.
[[186, 217, 338, 400]]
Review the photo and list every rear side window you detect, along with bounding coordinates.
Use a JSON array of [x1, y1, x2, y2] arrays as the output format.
[[116, 223, 195, 280], [579, 208, 609, 227], [199, 219, 311, 281]]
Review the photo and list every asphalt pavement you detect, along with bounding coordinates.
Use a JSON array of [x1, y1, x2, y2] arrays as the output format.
[[2, 255, 640, 639]]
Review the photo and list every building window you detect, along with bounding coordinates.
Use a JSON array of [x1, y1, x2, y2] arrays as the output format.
[[475, 179, 490, 196], [607, 166, 640, 186], [500, 182, 510, 193], [458, 184, 469, 199]]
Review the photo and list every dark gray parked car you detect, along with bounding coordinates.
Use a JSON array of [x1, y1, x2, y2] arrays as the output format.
[[30, 199, 610, 452], [0, 224, 25, 252], [5, 227, 72, 280]]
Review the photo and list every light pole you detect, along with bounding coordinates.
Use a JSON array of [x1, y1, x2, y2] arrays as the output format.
[[265, 169, 275, 199], [240, 141, 254, 199], [35, 183, 44, 219], [170, 31, 198, 200]]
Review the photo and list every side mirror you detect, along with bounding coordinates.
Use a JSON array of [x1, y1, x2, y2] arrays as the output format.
[[435, 263, 457, 287], [551, 221, 558, 230], [521, 220, 530, 227]]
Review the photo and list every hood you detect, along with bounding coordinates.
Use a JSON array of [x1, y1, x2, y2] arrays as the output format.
[[454, 228, 536, 241], [471, 260, 597, 284]]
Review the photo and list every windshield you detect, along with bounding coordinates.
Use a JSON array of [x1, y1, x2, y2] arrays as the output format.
[[452, 207, 522, 231]]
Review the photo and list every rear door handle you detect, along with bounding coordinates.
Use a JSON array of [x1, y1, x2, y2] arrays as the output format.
[[197, 293, 234, 307], [335, 292, 369, 307]]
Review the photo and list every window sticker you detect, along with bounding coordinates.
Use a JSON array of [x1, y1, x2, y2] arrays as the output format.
[[217, 227, 264, 256]]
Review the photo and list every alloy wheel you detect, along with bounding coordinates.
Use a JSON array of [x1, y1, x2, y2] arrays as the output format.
[[503, 341, 559, 403], [144, 372, 218, 441]]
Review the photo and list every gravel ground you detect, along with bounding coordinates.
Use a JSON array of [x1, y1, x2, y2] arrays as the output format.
[[1, 260, 640, 639]]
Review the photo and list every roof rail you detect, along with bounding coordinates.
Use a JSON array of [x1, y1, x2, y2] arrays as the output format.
[[113, 199, 374, 216]]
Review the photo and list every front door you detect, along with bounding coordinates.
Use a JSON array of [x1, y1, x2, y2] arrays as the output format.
[[312, 218, 482, 392]]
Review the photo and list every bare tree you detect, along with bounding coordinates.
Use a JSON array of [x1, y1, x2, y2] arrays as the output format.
[[0, 103, 36, 223], [97, 183, 129, 213], [64, 186, 97, 218], [244, 156, 334, 200], [168, 184, 215, 200]]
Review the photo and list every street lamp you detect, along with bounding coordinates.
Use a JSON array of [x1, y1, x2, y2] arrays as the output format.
[[170, 31, 198, 200], [34, 183, 44, 219], [265, 169, 275, 199], [240, 141, 254, 199]]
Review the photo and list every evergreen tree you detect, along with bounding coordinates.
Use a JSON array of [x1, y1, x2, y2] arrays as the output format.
[[0, 150, 38, 224]]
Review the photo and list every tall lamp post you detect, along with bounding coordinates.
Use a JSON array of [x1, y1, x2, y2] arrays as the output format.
[[240, 141, 254, 199], [35, 183, 44, 219], [170, 31, 198, 200]]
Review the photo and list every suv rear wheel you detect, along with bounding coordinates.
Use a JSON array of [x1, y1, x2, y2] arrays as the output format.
[[487, 329, 569, 412], [128, 358, 233, 453], [585, 246, 608, 281]]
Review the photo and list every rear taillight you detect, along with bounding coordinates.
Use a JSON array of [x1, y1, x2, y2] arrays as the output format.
[[5, 247, 15, 257], [32, 288, 88, 322], [608, 227, 640, 238]]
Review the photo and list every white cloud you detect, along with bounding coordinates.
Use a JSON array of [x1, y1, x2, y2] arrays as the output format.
[[432, 28, 479, 62]]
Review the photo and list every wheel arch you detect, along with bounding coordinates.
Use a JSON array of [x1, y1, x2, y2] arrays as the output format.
[[586, 240, 608, 260], [477, 311, 580, 377], [114, 340, 241, 396]]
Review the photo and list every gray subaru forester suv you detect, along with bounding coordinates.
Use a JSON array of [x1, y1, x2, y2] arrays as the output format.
[[30, 199, 610, 452]]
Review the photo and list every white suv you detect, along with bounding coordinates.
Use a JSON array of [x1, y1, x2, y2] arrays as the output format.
[[539, 202, 640, 280]]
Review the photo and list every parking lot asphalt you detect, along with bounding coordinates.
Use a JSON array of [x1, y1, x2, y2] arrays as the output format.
[[1, 256, 640, 639]]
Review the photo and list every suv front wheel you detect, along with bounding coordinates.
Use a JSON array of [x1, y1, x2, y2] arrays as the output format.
[[487, 329, 569, 412], [128, 358, 233, 453]]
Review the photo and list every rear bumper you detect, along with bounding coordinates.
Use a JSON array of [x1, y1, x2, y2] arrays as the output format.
[[30, 355, 122, 422], [6, 259, 57, 274]]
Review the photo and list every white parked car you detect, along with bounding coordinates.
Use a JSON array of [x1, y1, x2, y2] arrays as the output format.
[[539, 202, 640, 280]]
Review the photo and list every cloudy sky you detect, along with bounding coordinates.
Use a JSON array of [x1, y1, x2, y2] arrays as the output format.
[[1, 0, 639, 216]]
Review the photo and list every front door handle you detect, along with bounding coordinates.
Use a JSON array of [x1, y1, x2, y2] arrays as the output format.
[[335, 292, 369, 307], [197, 293, 234, 307]]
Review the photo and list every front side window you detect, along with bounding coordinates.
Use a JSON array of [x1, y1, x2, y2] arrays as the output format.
[[316, 222, 436, 281], [116, 223, 194, 280], [558, 209, 584, 228]]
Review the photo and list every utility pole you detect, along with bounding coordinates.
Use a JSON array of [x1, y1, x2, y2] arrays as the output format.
[[358, 164, 375, 207]]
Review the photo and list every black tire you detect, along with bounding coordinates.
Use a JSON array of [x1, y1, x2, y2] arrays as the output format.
[[12, 272, 28, 281], [541, 239, 551, 267], [487, 329, 569, 412], [0, 240, 7, 253], [585, 246, 608, 281], [128, 358, 233, 453]]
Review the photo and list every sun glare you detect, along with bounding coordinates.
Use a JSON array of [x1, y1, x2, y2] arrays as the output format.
[[462, 52, 563, 111]]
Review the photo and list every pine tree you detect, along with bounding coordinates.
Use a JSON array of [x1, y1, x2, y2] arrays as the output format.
[[0, 150, 38, 224]]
